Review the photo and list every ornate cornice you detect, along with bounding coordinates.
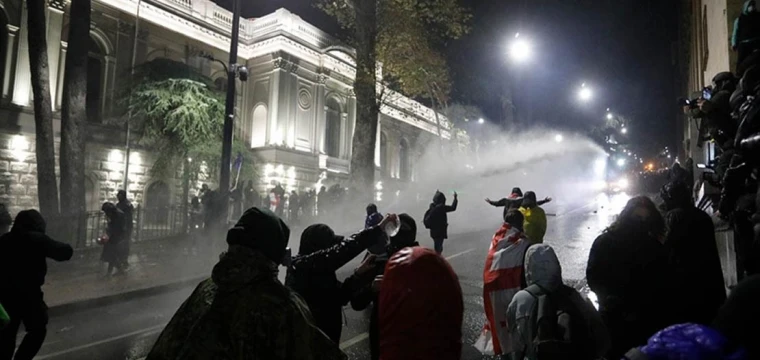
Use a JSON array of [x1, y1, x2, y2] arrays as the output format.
[[48, 0, 66, 12]]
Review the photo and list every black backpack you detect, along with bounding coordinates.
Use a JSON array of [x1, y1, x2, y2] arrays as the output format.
[[524, 284, 595, 360], [423, 207, 433, 229]]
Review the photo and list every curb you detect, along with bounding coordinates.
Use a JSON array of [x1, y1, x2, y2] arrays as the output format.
[[47, 275, 208, 317]]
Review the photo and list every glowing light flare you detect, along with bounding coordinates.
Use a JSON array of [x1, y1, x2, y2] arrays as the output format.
[[509, 38, 532, 63], [617, 158, 626, 167], [621, 127, 628, 134], [9, 135, 29, 162], [578, 83, 592, 102], [108, 149, 123, 164], [554, 134, 564, 143], [606, 113, 613, 120]]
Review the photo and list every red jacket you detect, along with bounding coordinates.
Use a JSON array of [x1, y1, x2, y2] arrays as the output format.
[[379, 247, 463, 360]]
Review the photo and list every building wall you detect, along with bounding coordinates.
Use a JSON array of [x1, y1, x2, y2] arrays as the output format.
[[0, 0, 446, 213]]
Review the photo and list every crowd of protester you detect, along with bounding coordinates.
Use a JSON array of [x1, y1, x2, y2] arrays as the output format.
[[0, 5, 759, 359]]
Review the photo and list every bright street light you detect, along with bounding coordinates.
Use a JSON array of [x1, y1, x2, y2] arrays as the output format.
[[509, 34, 532, 63], [554, 134, 563, 142], [478, 118, 485, 124], [578, 83, 592, 102], [617, 158, 625, 167], [606, 113, 613, 120], [621, 127, 628, 134]]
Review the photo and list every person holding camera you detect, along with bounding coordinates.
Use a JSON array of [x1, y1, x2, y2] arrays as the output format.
[[285, 214, 398, 344], [350, 213, 419, 360]]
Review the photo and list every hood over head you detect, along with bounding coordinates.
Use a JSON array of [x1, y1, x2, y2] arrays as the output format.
[[226, 207, 290, 265], [744, 0, 756, 14], [661, 181, 693, 211], [379, 247, 463, 359], [433, 190, 446, 205], [390, 213, 418, 249], [524, 244, 563, 291], [522, 191, 538, 208], [511, 187, 523, 198], [504, 208, 525, 231], [212, 245, 278, 291], [12, 209, 46, 233], [366, 203, 378, 216], [298, 223, 342, 255]]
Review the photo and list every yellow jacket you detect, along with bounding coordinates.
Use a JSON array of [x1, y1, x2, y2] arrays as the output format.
[[519, 206, 547, 244]]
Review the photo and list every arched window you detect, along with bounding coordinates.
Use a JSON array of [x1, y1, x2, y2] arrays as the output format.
[[87, 37, 104, 123], [325, 97, 342, 158], [251, 104, 267, 148], [380, 132, 388, 174], [145, 181, 171, 224], [399, 139, 410, 181]]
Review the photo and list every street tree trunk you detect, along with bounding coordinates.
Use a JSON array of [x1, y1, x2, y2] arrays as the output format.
[[26, 0, 59, 218], [60, 0, 90, 226], [349, 0, 379, 200]]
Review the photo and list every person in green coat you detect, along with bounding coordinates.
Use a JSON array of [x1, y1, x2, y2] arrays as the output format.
[[146, 207, 345, 360]]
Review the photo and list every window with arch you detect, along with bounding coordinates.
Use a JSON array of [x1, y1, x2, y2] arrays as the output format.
[[145, 180, 171, 224], [325, 97, 342, 158], [399, 139, 410, 181], [87, 37, 104, 122], [251, 104, 267, 148], [380, 132, 388, 174]]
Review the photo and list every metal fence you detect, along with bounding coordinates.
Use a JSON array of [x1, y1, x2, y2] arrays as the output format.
[[66, 205, 188, 248]]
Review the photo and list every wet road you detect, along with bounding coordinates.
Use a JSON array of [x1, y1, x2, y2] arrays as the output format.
[[32, 193, 629, 360]]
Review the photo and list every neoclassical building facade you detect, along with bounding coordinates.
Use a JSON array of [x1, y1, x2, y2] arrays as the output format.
[[0, 0, 450, 213]]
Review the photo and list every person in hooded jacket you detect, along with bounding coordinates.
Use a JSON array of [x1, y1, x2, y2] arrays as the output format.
[[285, 216, 394, 344], [487, 187, 552, 222], [732, 0, 760, 70], [424, 190, 458, 254], [351, 213, 419, 360], [518, 191, 548, 244], [661, 181, 726, 325], [378, 246, 463, 360], [586, 196, 675, 360], [146, 207, 346, 360], [0, 210, 73, 360], [101, 202, 128, 276], [507, 244, 609, 360]]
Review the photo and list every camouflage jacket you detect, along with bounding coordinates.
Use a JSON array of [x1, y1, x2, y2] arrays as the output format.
[[146, 245, 346, 360]]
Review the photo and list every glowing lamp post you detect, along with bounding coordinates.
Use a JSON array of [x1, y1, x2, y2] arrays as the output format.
[[578, 83, 592, 102], [509, 33, 532, 63]]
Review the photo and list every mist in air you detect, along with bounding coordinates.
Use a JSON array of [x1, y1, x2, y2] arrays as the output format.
[[377, 124, 608, 235]]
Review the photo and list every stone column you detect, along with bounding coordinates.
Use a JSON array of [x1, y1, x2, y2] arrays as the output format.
[[46, 1, 64, 112], [12, 4, 30, 106], [55, 41, 66, 108], [345, 90, 356, 160], [268, 62, 283, 145], [314, 73, 327, 154], [2, 25, 19, 100], [103, 55, 115, 114]]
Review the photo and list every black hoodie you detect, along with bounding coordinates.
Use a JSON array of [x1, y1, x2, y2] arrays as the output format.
[[424, 191, 458, 239], [0, 210, 73, 298]]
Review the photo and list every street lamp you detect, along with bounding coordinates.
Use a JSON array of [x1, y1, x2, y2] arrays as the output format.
[[509, 33, 532, 63], [621, 127, 628, 134], [478, 118, 485, 124], [578, 83, 592, 102], [606, 113, 613, 120], [554, 134, 564, 143]]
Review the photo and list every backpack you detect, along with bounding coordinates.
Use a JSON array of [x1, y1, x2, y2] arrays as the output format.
[[423, 207, 433, 229], [524, 284, 595, 360]]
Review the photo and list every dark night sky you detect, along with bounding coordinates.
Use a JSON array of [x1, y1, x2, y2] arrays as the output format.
[[216, 0, 680, 157]]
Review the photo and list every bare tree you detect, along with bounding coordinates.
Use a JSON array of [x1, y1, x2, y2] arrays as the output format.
[[26, 0, 59, 217], [60, 0, 90, 222]]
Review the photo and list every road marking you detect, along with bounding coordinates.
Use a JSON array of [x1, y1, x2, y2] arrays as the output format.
[[445, 248, 475, 261], [339, 332, 369, 349], [36, 323, 166, 360], [338, 248, 478, 350]]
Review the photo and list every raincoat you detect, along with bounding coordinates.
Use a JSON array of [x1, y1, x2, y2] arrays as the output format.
[[378, 247, 463, 360], [519, 206, 547, 244], [146, 245, 345, 360], [475, 222, 531, 355], [507, 244, 609, 360]]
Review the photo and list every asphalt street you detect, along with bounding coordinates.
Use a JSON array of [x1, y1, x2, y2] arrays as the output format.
[[30, 193, 629, 360]]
